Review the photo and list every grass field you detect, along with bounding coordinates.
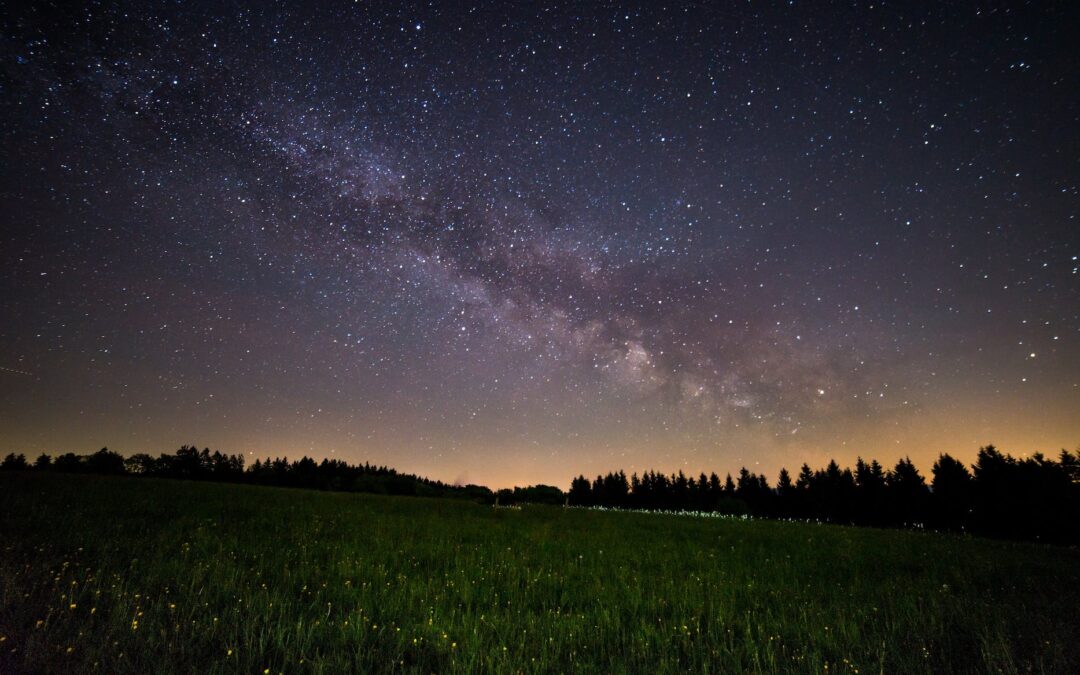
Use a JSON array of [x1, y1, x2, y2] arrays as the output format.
[[1, 473, 1078, 673]]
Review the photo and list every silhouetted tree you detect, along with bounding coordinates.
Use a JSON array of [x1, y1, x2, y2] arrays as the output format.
[[53, 453, 82, 472], [86, 447, 125, 475], [591, 475, 605, 504], [124, 453, 157, 475], [707, 472, 723, 509], [17, 445, 496, 504], [723, 473, 736, 497], [497, 484, 564, 506], [931, 453, 973, 531], [886, 457, 929, 525], [604, 471, 630, 508], [1, 453, 28, 470], [1059, 449, 1079, 484], [673, 471, 690, 509], [854, 457, 887, 525], [775, 468, 794, 516], [568, 475, 592, 506]]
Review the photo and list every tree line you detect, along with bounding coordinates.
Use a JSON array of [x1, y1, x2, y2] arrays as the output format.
[[569, 446, 1079, 544], [0, 446, 495, 502], [3, 444, 1077, 544]]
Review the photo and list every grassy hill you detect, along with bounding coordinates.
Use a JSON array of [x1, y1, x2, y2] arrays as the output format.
[[1, 473, 1077, 673]]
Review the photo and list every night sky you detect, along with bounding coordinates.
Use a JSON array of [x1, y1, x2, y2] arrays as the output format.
[[2, 2, 1078, 488]]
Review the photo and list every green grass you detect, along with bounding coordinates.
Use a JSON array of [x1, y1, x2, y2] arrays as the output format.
[[1, 473, 1077, 673]]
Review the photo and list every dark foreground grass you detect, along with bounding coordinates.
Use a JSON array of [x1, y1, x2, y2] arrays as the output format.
[[1, 473, 1077, 674]]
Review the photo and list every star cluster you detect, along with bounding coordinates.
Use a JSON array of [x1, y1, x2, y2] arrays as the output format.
[[1, 1, 1078, 487]]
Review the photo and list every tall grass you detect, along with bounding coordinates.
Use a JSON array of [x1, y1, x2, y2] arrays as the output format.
[[1, 472, 1077, 673]]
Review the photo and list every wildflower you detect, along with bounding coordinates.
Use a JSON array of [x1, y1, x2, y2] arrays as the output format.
[[69, 603, 77, 610]]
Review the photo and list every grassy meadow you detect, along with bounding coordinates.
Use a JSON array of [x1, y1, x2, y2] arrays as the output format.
[[1, 472, 1078, 674]]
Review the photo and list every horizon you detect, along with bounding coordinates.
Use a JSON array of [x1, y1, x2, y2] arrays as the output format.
[[8, 440, 1074, 492]]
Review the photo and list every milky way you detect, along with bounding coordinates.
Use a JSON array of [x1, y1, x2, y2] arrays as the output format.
[[2, 2, 1078, 487]]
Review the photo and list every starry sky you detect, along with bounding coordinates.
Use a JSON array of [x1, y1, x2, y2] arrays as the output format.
[[1, 1, 1078, 488]]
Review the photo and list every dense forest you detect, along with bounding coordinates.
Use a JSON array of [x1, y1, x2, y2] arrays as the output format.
[[2, 445, 1077, 544], [570, 447, 1079, 544], [0, 446, 495, 503]]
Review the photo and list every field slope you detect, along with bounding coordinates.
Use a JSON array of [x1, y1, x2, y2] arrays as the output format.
[[1, 473, 1077, 673]]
